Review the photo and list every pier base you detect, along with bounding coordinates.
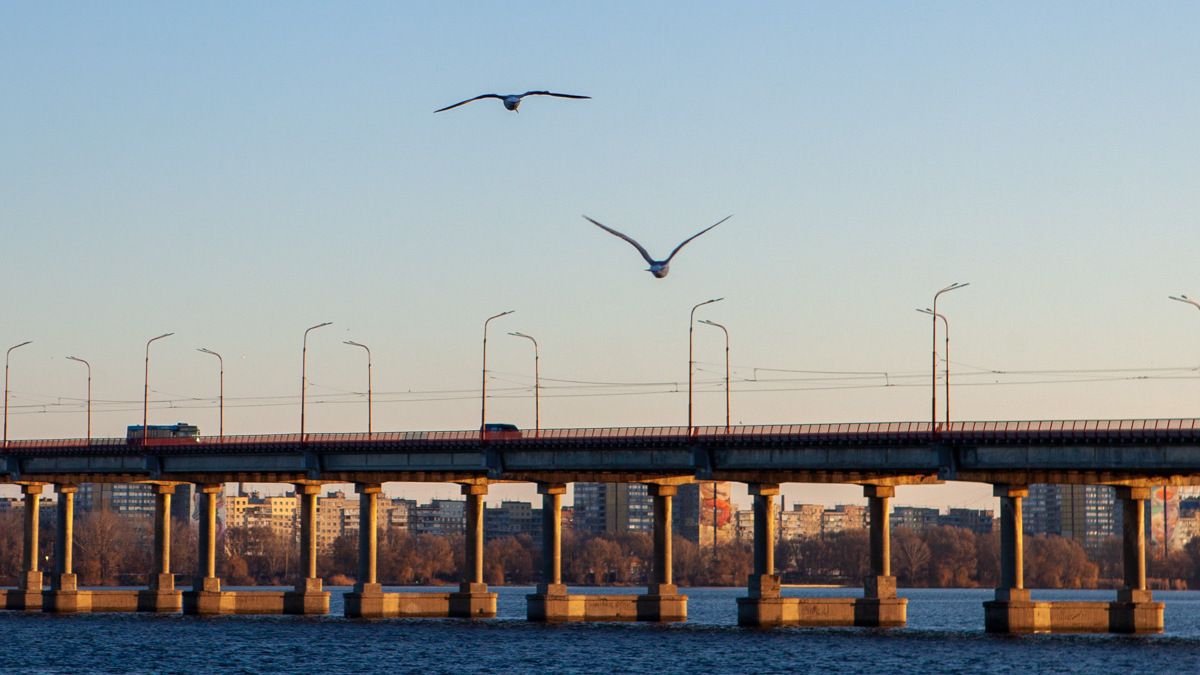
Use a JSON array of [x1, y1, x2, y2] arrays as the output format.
[[448, 582, 498, 618], [0, 572, 44, 610], [526, 584, 686, 622], [182, 578, 295, 615], [983, 589, 1163, 634], [281, 578, 330, 615], [343, 584, 496, 619], [736, 576, 906, 628]]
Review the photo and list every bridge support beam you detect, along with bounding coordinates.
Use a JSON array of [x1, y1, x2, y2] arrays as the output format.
[[1, 484, 45, 610], [282, 483, 330, 614], [983, 485, 1036, 631], [527, 483, 576, 620], [183, 484, 232, 615], [984, 484, 1164, 633], [344, 483, 385, 618], [738, 483, 905, 627], [859, 484, 907, 625], [1112, 486, 1164, 632], [43, 484, 80, 612], [137, 484, 182, 612], [448, 483, 497, 617], [635, 483, 686, 620]]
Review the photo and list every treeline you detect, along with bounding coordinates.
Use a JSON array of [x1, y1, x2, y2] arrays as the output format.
[[4, 512, 1200, 590]]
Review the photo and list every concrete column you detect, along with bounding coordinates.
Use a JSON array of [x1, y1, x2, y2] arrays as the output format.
[[1118, 486, 1151, 602], [994, 484, 1028, 601], [460, 483, 488, 594], [356, 483, 381, 590], [296, 484, 321, 591], [194, 484, 222, 592], [53, 485, 77, 591], [20, 484, 43, 592], [649, 484, 677, 592], [746, 483, 780, 599], [538, 483, 566, 594], [864, 484, 897, 599], [150, 484, 175, 590]]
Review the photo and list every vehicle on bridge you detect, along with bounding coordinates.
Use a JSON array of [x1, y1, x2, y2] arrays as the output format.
[[483, 423, 521, 439], [126, 422, 200, 446]]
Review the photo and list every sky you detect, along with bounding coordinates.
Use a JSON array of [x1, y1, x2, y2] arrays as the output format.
[[2, 2, 1199, 512]]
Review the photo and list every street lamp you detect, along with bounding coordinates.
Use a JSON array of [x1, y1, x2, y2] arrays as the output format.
[[689, 298, 723, 434], [698, 318, 730, 565], [927, 283, 968, 432], [509, 332, 539, 434], [3, 341, 32, 448], [66, 356, 91, 442], [197, 348, 223, 439], [698, 319, 731, 432], [1166, 292, 1200, 564], [917, 308, 950, 429], [301, 322, 332, 440], [143, 333, 174, 444], [344, 340, 372, 437], [481, 311, 515, 433]]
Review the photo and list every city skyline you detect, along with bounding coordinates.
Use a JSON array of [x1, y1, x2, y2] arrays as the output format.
[[3, 2, 1199, 516]]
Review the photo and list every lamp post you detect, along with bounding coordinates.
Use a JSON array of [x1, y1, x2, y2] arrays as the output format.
[[344, 340, 372, 437], [143, 333, 174, 444], [509, 332, 539, 435], [699, 318, 730, 565], [481, 310, 515, 433], [196, 348, 223, 439], [689, 298, 723, 434], [4, 341, 32, 448], [1167, 292, 1200, 563], [928, 283, 968, 433], [698, 319, 731, 432], [917, 308, 950, 429], [66, 356, 91, 442], [300, 322, 332, 441]]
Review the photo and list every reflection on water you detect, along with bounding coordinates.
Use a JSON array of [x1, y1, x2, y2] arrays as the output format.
[[4, 587, 1200, 673]]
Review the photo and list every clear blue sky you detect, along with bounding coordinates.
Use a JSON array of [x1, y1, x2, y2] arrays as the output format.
[[2, 2, 1198, 510]]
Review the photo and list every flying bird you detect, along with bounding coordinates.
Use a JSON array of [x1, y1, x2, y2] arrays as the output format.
[[434, 90, 591, 113], [584, 215, 731, 279]]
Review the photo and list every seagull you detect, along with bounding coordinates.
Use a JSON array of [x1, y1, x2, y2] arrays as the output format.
[[584, 215, 731, 279], [434, 90, 591, 114]]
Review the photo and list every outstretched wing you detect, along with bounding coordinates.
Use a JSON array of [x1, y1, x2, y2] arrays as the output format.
[[434, 94, 503, 113], [522, 91, 591, 100], [664, 215, 731, 263], [584, 215, 656, 265]]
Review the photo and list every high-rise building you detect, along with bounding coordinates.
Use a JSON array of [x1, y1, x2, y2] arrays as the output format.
[[572, 483, 653, 535], [891, 506, 940, 532], [410, 499, 465, 536], [672, 482, 733, 546], [77, 483, 193, 523], [1024, 484, 1127, 550], [486, 500, 542, 543]]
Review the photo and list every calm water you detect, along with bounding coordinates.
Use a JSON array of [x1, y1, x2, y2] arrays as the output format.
[[4, 587, 1200, 673]]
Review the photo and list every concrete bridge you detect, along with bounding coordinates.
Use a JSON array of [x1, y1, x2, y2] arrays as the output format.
[[3, 417, 1198, 632]]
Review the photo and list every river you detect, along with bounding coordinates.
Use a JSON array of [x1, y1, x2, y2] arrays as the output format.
[[3, 587, 1200, 673]]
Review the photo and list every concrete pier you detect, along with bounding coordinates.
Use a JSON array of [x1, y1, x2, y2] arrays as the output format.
[[983, 484, 1162, 633], [135, 484, 182, 612], [738, 483, 905, 627], [43, 484, 80, 612], [448, 483, 497, 617], [343, 483, 386, 617], [347, 482, 496, 618], [1, 484, 45, 610], [282, 483, 330, 614], [528, 482, 685, 622]]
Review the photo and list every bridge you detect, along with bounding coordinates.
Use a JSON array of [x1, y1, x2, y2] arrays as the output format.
[[3, 417, 1198, 632]]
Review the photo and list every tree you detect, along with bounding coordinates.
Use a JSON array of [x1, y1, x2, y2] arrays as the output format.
[[892, 527, 931, 586]]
